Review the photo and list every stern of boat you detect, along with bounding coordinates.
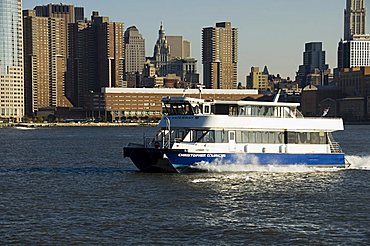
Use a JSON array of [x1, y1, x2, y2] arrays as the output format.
[[123, 144, 181, 173]]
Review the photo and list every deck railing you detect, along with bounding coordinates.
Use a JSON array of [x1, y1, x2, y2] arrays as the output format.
[[327, 133, 343, 153], [144, 137, 155, 148]]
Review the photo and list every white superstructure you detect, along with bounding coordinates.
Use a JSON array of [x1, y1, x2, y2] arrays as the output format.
[[156, 97, 343, 155]]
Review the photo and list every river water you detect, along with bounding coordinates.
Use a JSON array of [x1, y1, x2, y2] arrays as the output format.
[[0, 126, 369, 244]]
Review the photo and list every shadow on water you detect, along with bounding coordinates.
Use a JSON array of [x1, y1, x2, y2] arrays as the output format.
[[0, 166, 135, 175]]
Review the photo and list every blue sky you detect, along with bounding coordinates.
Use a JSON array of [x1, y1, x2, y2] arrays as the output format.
[[24, 0, 362, 82]]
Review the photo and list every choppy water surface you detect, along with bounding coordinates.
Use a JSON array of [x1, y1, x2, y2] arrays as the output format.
[[0, 126, 369, 244]]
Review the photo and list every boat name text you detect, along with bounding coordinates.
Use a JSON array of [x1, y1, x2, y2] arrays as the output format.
[[178, 153, 226, 158]]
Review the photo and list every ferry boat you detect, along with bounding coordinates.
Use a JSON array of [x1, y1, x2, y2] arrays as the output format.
[[123, 95, 346, 173]]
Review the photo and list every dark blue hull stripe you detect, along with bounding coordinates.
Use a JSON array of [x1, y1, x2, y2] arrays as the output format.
[[166, 153, 346, 168]]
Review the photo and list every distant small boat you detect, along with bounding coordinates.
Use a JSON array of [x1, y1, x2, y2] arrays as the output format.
[[14, 126, 36, 130]]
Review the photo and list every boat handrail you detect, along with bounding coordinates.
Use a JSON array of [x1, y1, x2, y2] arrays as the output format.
[[295, 110, 304, 118], [144, 137, 155, 148], [228, 115, 302, 119], [327, 133, 343, 153], [144, 136, 176, 149], [224, 115, 343, 120]]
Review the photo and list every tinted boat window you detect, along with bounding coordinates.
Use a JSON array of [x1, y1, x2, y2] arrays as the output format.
[[215, 131, 228, 143], [214, 104, 229, 115], [204, 105, 210, 114], [288, 132, 328, 144], [163, 103, 194, 115], [229, 132, 235, 141]]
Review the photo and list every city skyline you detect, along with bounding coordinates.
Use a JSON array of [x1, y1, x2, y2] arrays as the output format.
[[24, 0, 369, 82]]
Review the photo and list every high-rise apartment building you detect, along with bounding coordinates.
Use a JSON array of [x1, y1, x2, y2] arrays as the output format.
[[23, 10, 72, 116], [167, 36, 191, 59], [68, 12, 124, 107], [202, 22, 238, 89], [344, 0, 366, 40], [0, 0, 24, 121], [34, 4, 84, 25], [95, 14, 124, 88], [34, 4, 84, 56], [68, 21, 97, 107], [296, 42, 329, 87], [29, 3, 85, 111]]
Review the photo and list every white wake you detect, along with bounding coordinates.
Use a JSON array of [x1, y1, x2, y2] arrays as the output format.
[[191, 155, 370, 173], [346, 155, 370, 170], [194, 162, 342, 173]]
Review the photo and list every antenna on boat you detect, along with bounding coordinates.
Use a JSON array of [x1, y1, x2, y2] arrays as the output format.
[[182, 87, 189, 97], [273, 89, 281, 103], [197, 84, 205, 99]]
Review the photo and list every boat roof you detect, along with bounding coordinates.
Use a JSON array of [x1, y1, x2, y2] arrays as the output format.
[[162, 96, 300, 107], [158, 116, 344, 132]]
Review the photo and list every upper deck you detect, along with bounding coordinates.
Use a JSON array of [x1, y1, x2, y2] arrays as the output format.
[[162, 96, 303, 119], [160, 97, 344, 132]]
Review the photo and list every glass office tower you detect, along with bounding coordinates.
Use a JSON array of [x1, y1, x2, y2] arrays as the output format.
[[0, 0, 24, 121]]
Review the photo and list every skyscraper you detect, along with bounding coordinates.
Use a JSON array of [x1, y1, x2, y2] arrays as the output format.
[[124, 26, 146, 74], [124, 26, 146, 88], [34, 4, 84, 25], [0, 0, 24, 121], [167, 36, 191, 59], [34, 4, 84, 57], [202, 22, 238, 89], [34, 3, 85, 106], [94, 14, 124, 89], [296, 42, 329, 87], [23, 10, 72, 116], [338, 0, 370, 70], [153, 24, 170, 76], [68, 12, 124, 107], [68, 20, 97, 107], [344, 0, 366, 40]]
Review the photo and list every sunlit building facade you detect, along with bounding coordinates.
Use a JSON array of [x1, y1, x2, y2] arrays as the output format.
[[23, 10, 73, 117], [202, 22, 238, 89], [124, 26, 145, 74], [338, 0, 370, 70], [0, 0, 24, 121], [68, 12, 124, 108], [344, 0, 366, 40]]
